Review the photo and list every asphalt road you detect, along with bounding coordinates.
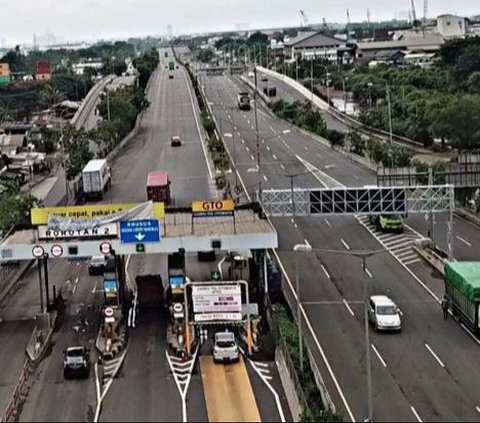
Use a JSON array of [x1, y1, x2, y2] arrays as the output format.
[[0, 72, 117, 421], [203, 72, 480, 422], [98, 47, 213, 422]]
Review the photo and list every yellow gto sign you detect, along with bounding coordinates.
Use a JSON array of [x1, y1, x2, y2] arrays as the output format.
[[192, 199, 235, 217], [31, 203, 165, 225]]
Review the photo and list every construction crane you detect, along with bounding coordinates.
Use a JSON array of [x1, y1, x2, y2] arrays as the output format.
[[423, 0, 428, 34], [411, 0, 419, 31], [322, 17, 329, 31], [300, 10, 313, 31], [346, 9, 351, 42]]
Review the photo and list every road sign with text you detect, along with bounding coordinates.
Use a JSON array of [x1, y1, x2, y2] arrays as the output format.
[[119, 220, 160, 244]]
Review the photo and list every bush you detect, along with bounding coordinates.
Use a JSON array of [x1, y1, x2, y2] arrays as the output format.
[[326, 129, 345, 147]]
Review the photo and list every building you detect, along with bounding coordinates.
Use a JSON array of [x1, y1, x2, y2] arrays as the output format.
[[437, 14, 468, 38], [35, 60, 52, 81], [0, 62, 10, 85], [284, 31, 343, 61], [356, 33, 444, 63], [72, 59, 103, 76]]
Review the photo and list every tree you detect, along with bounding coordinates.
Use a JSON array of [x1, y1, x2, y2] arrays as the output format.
[[197, 48, 215, 63], [247, 32, 268, 46], [40, 85, 66, 108]]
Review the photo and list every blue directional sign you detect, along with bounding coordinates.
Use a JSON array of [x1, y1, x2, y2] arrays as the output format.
[[119, 219, 160, 244]]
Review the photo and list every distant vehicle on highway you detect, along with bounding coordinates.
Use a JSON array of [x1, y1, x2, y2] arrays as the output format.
[[88, 255, 107, 275], [261, 76, 268, 82], [248, 71, 254, 78], [169, 73, 174, 79], [170, 136, 182, 147], [169, 61, 175, 71], [368, 295, 402, 332], [146, 170, 171, 204], [237, 92, 251, 110], [213, 331, 240, 363], [63, 346, 90, 379], [369, 214, 404, 233]]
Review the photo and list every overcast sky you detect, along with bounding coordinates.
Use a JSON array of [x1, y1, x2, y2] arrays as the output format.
[[1, 0, 479, 45]]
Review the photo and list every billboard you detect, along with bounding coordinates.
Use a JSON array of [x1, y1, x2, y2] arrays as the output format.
[[31, 202, 165, 225], [38, 223, 118, 240], [192, 199, 234, 217], [192, 284, 242, 314], [169, 275, 185, 295]]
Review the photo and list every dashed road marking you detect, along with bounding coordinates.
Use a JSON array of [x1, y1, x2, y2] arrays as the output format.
[[341, 239, 350, 250], [425, 343, 445, 368], [371, 344, 387, 367], [321, 265, 331, 279], [343, 299, 355, 317]]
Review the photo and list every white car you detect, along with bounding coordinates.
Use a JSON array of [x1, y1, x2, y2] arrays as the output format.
[[213, 331, 240, 363], [368, 295, 402, 332], [248, 71, 254, 78], [88, 255, 107, 275]]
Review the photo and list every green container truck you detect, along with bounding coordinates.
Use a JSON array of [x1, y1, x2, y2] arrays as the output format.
[[168, 61, 175, 71], [444, 262, 480, 334]]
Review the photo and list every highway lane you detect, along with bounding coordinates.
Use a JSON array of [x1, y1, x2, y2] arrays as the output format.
[[20, 268, 101, 422], [254, 69, 480, 261], [99, 47, 211, 422], [205, 72, 480, 421]]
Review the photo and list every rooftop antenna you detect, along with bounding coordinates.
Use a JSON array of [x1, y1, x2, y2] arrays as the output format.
[[346, 9, 351, 42]]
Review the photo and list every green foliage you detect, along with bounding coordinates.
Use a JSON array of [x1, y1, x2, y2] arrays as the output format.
[[270, 306, 344, 422], [0, 180, 36, 234], [349, 131, 366, 155], [62, 126, 93, 179], [133, 48, 159, 89], [197, 48, 215, 63], [271, 100, 344, 146]]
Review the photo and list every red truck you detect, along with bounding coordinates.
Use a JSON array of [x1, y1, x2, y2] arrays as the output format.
[[146, 170, 171, 204]]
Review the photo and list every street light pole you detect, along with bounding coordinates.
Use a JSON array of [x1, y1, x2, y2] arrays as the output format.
[[386, 84, 393, 146], [253, 67, 262, 202], [293, 243, 312, 374], [362, 255, 374, 423], [310, 55, 314, 104]]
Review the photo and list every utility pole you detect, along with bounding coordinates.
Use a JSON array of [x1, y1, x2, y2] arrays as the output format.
[[107, 89, 111, 122], [386, 84, 393, 146], [232, 108, 238, 190], [428, 167, 434, 242], [253, 67, 262, 202], [310, 56, 314, 104]]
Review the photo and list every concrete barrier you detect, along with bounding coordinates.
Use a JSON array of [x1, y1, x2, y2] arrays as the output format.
[[275, 347, 302, 422], [257, 66, 428, 152]]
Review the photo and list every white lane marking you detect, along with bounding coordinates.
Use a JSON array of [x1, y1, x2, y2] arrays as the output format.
[[272, 250, 356, 422], [398, 309, 404, 316], [286, 145, 291, 150], [72, 277, 79, 295], [252, 125, 255, 130], [280, 164, 285, 170], [460, 323, 480, 345], [304, 239, 311, 248], [371, 344, 387, 368], [353, 175, 359, 179], [251, 154, 255, 161], [246, 358, 286, 422], [238, 131, 241, 136], [266, 146, 271, 151], [341, 239, 350, 250], [294, 223, 298, 228], [456, 235, 472, 247], [324, 218, 331, 227], [425, 343, 445, 368], [365, 268, 373, 278], [304, 146, 309, 151], [316, 153, 322, 158], [476, 406, 480, 415], [273, 154, 277, 160], [411, 406, 423, 422], [291, 218, 295, 224], [321, 265, 331, 279], [246, 146, 250, 152], [263, 175, 268, 182], [217, 119, 355, 421], [343, 299, 355, 317], [184, 69, 214, 179], [242, 139, 245, 144]]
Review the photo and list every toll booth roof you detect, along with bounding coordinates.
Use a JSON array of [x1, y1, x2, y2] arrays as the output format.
[[162, 210, 274, 237]]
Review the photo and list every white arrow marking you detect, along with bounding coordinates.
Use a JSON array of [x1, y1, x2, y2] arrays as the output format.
[[135, 233, 145, 241]]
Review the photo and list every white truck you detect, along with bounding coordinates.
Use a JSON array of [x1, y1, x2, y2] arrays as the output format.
[[81, 159, 111, 201]]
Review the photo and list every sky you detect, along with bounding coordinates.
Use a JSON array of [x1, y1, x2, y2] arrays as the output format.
[[1, 0, 479, 46]]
